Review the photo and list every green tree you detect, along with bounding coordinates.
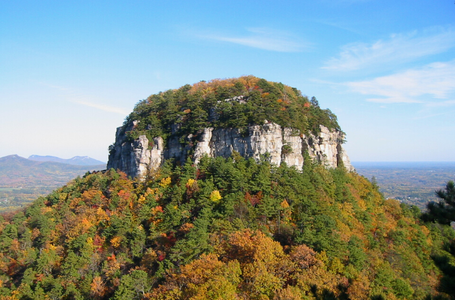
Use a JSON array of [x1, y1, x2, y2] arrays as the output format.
[[113, 270, 151, 299], [422, 180, 455, 225]]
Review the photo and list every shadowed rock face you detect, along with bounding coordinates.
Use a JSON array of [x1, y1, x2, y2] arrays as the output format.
[[107, 122, 353, 179]]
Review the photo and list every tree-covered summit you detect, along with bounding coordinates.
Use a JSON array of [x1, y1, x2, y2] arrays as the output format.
[[123, 76, 342, 143]]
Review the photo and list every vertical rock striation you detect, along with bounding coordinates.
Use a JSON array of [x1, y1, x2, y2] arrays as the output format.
[[107, 122, 353, 179]]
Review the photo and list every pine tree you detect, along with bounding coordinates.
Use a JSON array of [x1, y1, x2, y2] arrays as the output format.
[[422, 180, 455, 225]]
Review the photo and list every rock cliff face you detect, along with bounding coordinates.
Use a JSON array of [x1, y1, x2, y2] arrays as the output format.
[[107, 122, 353, 179]]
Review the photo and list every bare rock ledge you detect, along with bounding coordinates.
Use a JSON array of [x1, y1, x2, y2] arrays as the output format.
[[107, 122, 354, 179]]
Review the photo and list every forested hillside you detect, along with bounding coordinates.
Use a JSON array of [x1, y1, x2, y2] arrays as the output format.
[[1, 155, 454, 299], [120, 76, 341, 146], [1, 77, 454, 299]]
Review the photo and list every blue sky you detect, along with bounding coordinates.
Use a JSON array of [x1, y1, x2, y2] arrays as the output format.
[[1, 0, 454, 163]]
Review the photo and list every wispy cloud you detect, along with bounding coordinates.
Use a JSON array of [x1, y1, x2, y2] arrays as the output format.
[[200, 28, 307, 52], [315, 19, 365, 36], [425, 100, 455, 107], [345, 60, 455, 104], [73, 100, 130, 115], [37, 82, 69, 91], [413, 112, 450, 120], [323, 26, 455, 71], [39, 82, 130, 115]]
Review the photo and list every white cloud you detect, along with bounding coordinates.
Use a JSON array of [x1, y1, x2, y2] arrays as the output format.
[[345, 60, 455, 104], [201, 28, 307, 52], [324, 26, 455, 71], [425, 100, 455, 107], [413, 112, 450, 120], [38, 82, 130, 115], [73, 100, 130, 115], [37, 82, 69, 91]]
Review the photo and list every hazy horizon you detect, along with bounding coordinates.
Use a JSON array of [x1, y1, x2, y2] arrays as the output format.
[[4, 153, 455, 166]]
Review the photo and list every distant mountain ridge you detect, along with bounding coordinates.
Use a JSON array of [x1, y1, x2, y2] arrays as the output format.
[[28, 155, 105, 166], [0, 154, 106, 210], [0, 155, 105, 186]]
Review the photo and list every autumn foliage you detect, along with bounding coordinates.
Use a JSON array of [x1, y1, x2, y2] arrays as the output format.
[[0, 156, 454, 299], [121, 76, 341, 148]]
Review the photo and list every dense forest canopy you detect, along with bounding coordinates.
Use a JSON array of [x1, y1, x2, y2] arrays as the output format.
[[0, 155, 454, 299], [122, 76, 342, 145]]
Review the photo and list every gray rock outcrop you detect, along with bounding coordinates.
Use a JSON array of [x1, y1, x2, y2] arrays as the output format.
[[107, 122, 353, 179]]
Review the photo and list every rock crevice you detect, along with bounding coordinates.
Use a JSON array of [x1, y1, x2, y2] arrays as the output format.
[[107, 123, 353, 179]]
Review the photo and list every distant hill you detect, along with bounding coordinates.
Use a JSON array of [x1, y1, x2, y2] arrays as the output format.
[[0, 154, 105, 211], [0, 155, 105, 185], [28, 154, 105, 166]]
